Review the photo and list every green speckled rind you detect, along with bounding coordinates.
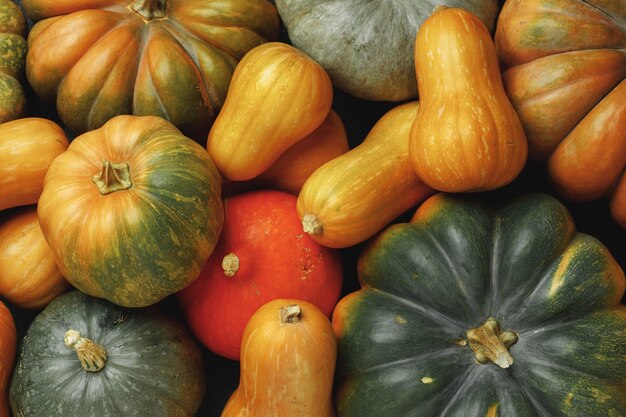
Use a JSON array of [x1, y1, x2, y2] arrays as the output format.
[[0, 0, 26, 123], [333, 193, 626, 417], [9, 291, 206, 417]]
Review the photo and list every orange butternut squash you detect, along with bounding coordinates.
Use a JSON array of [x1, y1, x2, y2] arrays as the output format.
[[297, 102, 433, 248], [0, 206, 69, 309], [409, 7, 527, 192], [222, 299, 336, 417], [0, 300, 15, 417], [208, 42, 333, 181]]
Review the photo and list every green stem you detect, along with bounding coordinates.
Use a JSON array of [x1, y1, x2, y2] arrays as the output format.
[[64, 330, 107, 372], [92, 160, 132, 195], [130, 0, 167, 21]]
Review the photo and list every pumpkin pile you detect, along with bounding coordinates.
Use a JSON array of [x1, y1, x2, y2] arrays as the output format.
[[0, 0, 623, 416]]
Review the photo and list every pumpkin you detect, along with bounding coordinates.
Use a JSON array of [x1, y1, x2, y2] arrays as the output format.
[[10, 290, 205, 417], [0, 206, 69, 309], [37, 115, 224, 307], [208, 42, 333, 181], [0, 0, 27, 123], [23, 0, 280, 142], [178, 190, 342, 360], [495, 0, 626, 227], [332, 193, 626, 417], [409, 7, 528, 192], [297, 101, 433, 249], [0, 301, 16, 417], [0, 117, 69, 211], [275, 0, 499, 101], [222, 299, 337, 417]]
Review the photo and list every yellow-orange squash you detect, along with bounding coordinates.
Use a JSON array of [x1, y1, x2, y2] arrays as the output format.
[[208, 42, 333, 181], [297, 102, 433, 248], [495, 0, 626, 227], [0, 118, 69, 211], [0, 300, 15, 417], [409, 7, 528, 192], [0, 206, 69, 309], [222, 299, 336, 417]]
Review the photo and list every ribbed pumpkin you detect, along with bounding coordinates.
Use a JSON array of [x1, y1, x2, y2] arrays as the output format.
[[37, 115, 223, 307], [0, 300, 15, 417], [333, 193, 626, 417], [495, 0, 626, 227], [0, 0, 27, 123], [23, 0, 280, 142]]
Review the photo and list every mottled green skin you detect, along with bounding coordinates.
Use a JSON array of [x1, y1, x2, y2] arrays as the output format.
[[334, 193, 626, 417], [0, 0, 26, 122], [10, 291, 206, 417]]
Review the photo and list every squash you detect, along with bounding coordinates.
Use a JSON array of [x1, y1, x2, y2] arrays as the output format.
[[10, 290, 205, 417], [297, 101, 433, 249], [0, 300, 16, 417], [0, 117, 69, 211], [333, 193, 626, 417], [222, 110, 349, 196], [275, 0, 499, 101], [37, 115, 224, 307], [0, 0, 27, 123], [178, 190, 342, 360], [409, 7, 528, 193], [23, 0, 280, 142], [495, 0, 626, 227], [207, 42, 333, 181], [222, 299, 336, 417], [0, 206, 69, 309]]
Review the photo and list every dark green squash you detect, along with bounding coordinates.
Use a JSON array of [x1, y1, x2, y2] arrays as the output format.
[[10, 290, 206, 417], [0, 0, 27, 123], [333, 193, 626, 417]]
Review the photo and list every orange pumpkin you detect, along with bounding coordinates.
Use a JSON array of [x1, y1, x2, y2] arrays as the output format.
[[0, 300, 15, 417], [409, 7, 527, 192]]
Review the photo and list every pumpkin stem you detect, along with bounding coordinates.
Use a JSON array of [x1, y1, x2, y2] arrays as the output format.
[[64, 329, 107, 373], [130, 0, 167, 21], [92, 160, 133, 195], [279, 304, 302, 324], [302, 213, 323, 235], [465, 318, 518, 369], [222, 253, 240, 277]]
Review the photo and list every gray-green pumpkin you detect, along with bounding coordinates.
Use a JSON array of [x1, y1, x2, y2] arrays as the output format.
[[0, 0, 27, 122], [10, 291, 206, 417], [275, 0, 499, 101]]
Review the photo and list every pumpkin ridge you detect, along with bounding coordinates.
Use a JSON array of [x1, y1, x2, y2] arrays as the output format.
[[434, 365, 489, 417], [505, 371, 555, 417]]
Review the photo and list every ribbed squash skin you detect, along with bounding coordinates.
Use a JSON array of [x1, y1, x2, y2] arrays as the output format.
[[37, 115, 223, 307], [333, 193, 625, 417], [496, 0, 626, 227], [0, 0, 26, 123], [0, 301, 15, 417]]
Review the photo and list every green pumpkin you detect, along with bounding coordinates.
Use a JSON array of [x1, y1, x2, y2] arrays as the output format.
[[333, 193, 626, 417], [0, 0, 26, 123], [10, 291, 206, 417]]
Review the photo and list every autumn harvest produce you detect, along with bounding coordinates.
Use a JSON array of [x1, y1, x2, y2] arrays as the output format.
[[22, 0, 280, 142], [0, 301, 15, 417], [0, 0, 26, 123], [0, 117, 68, 211], [37, 115, 224, 307], [178, 190, 342, 360], [208, 41, 333, 181], [0, 207, 69, 309], [409, 6, 527, 192], [222, 299, 337, 417], [333, 193, 626, 417], [298, 101, 433, 248], [10, 291, 206, 417], [496, 0, 626, 228], [275, 0, 499, 101]]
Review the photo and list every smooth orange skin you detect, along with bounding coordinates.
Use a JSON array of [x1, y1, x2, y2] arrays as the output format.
[[0, 207, 69, 309], [610, 174, 626, 229], [409, 7, 528, 193], [0, 117, 69, 211], [298, 101, 433, 249], [222, 299, 336, 417], [0, 301, 15, 417], [208, 42, 333, 181]]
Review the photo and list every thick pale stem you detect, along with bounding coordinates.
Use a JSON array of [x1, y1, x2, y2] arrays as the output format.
[[302, 213, 323, 235], [279, 304, 302, 324], [130, 0, 167, 21], [92, 161, 132, 195], [222, 253, 240, 277], [64, 329, 107, 372], [466, 318, 518, 369]]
